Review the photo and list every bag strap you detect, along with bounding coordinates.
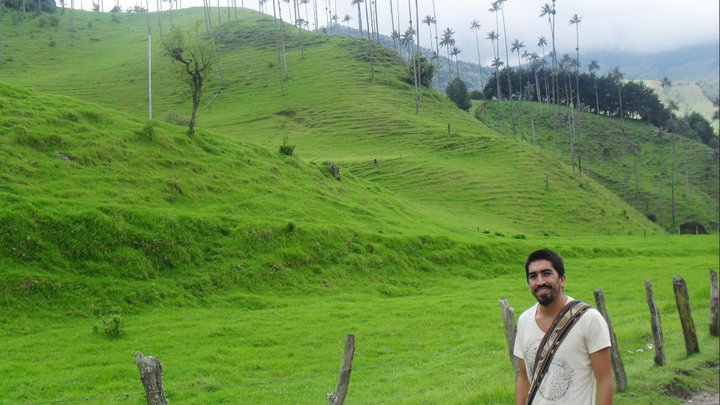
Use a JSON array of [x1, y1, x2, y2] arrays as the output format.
[[525, 300, 591, 405]]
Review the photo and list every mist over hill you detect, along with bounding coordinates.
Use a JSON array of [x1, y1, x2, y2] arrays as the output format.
[[330, 26, 718, 95], [589, 43, 720, 81]]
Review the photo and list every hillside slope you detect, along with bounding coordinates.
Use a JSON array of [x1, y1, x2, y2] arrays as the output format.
[[0, 8, 662, 239]]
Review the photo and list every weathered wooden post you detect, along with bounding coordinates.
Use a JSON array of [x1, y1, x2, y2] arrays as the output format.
[[644, 280, 665, 366], [328, 334, 355, 405], [710, 269, 719, 337], [134, 352, 168, 405], [499, 298, 519, 377], [593, 289, 628, 392], [673, 276, 700, 354]]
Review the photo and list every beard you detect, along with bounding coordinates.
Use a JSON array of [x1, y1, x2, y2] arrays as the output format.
[[533, 286, 559, 306]]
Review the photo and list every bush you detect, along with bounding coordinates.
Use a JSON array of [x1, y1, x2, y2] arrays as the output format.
[[94, 314, 124, 339], [446, 78, 472, 111], [136, 120, 158, 141], [38, 16, 59, 28], [279, 137, 295, 156], [162, 111, 190, 126]]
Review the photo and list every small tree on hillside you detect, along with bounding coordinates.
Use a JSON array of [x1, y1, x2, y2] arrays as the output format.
[[162, 24, 215, 136], [406, 54, 435, 87], [446, 77, 472, 111]]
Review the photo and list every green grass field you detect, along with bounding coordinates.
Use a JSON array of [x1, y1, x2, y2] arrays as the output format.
[[0, 6, 718, 404]]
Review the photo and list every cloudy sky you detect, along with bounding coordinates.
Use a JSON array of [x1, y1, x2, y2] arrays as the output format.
[[117, 0, 719, 63]]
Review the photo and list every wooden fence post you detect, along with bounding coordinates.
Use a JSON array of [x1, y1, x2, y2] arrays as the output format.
[[593, 289, 628, 392], [673, 276, 700, 354], [499, 298, 519, 377], [710, 269, 719, 337], [134, 352, 168, 405], [644, 280, 665, 366], [328, 334, 355, 405]]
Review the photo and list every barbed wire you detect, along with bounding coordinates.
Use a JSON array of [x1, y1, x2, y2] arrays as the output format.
[[20, 342, 484, 404]]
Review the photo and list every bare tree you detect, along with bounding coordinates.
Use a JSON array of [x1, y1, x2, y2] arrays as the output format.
[[162, 24, 215, 135]]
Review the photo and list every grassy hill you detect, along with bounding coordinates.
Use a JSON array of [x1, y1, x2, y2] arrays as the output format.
[[0, 8, 666, 238], [0, 7, 718, 404], [476, 100, 719, 233]]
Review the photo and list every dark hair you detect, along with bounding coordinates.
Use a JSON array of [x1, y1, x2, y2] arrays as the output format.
[[524, 249, 565, 281]]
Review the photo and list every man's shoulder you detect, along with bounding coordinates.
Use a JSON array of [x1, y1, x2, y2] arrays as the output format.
[[517, 303, 538, 323]]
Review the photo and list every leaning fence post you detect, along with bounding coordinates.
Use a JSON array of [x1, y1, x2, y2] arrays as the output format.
[[593, 289, 628, 392], [328, 334, 355, 405], [644, 280, 665, 366], [134, 352, 168, 405], [499, 298, 519, 377], [673, 276, 700, 354], [710, 269, 719, 337]]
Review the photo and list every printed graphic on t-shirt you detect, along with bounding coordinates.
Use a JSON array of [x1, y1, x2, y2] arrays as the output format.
[[524, 337, 575, 402]]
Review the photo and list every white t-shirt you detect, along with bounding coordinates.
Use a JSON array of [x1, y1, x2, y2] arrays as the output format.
[[513, 299, 611, 405]]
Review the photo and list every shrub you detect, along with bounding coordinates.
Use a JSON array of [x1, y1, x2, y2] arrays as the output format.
[[162, 111, 190, 126], [279, 137, 295, 156], [446, 78, 472, 111], [136, 120, 158, 141], [94, 314, 124, 339]]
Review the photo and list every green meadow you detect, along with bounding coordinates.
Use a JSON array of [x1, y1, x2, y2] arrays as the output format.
[[0, 6, 718, 404]]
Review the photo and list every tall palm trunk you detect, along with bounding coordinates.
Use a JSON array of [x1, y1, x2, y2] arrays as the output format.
[[389, 0, 396, 45], [272, 0, 285, 95], [499, 5, 516, 139], [593, 78, 600, 115], [670, 134, 676, 232], [355, 1, 362, 37], [431, 0, 439, 67], [564, 74, 576, 174], [364, 0, 371, 40], [0, 0, 3, 67]]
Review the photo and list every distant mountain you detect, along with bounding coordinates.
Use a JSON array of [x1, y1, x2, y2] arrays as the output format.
[[589, 43, 720, 81], [327, 25, 718, 90]]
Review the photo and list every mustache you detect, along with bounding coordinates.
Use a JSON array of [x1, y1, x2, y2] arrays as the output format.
[[533, 285, 551, 292]]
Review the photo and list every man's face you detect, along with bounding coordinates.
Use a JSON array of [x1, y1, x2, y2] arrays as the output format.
[[527, 259, 565, 306]]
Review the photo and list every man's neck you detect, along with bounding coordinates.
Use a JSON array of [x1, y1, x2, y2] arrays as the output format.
[[536, 292, 569, 319]]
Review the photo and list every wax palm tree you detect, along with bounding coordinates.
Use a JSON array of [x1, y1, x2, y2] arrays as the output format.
[[390, 29, 401, 53], [342, 13, 351, 31], [569, 13, 582, 111], [611, 66, 629, 188], [559, 54, 578, 173], [439, 27, 455, 72], [540, 2, 557, 103], [661, 76, 682, 220], [537, 35, 550, 103], [491, 0, 516, 138], [511, 39, 525, 98], [488, 30, 504, 131], [588, 60, 600, 114], [450, 46, 461, 77], [487, 31, 502, 101], [422, 15, 436, 55], [528, 52, 541, 102], [400, 26, 415, 58], [389, 0, 396, 46], [470, 19, 484, 91], [363, 0, 371, 40], [431, 0, 440, 66], [351, 0, 363, 37]]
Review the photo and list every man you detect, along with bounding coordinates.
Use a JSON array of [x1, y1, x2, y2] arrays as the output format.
[[514, 249, 614, 405]]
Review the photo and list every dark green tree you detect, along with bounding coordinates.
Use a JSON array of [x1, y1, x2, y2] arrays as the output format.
[[446, 77, 472, 111]]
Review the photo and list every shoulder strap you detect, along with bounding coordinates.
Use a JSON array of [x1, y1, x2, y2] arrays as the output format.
[[525, 300, 591, 405]]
